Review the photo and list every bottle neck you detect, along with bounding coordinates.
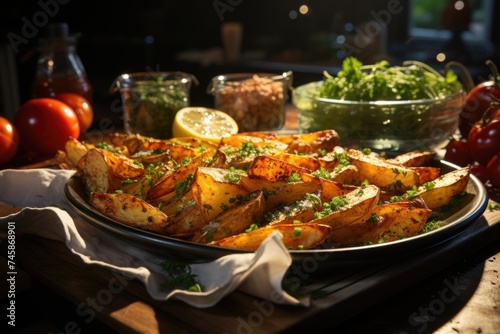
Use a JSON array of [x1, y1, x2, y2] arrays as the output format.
[[38, 37, 78, 53]]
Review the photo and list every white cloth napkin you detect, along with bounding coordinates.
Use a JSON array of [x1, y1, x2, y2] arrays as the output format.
[[0, 169, 308, 307]]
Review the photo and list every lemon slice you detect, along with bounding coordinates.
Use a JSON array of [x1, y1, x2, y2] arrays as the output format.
[[172, 107, 239, 143]]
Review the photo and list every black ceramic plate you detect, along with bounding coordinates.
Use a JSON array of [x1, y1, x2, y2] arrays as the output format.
[[64, 160, 488, 267]]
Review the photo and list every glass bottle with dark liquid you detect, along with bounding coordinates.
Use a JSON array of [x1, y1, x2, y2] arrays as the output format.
[[31, 23, 93, 102]]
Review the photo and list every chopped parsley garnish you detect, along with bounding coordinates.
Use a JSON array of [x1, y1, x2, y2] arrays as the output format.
[[223, 141, 264, 157], [288, 172, 301, 182], [423, 181, 436, 190], [224, 167, 245, 183], [361, 148, 371, 155], [419, 219, 442, 234], [488, 203, 500, 211], [390, 185, 420, 203], [245, 223, 259, 232], [333, 152, 350, 172], [441, 192, 466, 212], [95, 142, 122, 154], [366, 213, 380, 223], [311, 167, 330, 179], [314, 195, 349, 219], [160, 259, 201, 292]]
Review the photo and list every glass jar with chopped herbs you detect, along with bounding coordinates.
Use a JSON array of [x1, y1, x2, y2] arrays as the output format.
[[112, 72, 197, 139]]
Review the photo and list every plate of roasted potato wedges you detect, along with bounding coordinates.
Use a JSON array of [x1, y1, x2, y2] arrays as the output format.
[[61, 130, 488, 266]]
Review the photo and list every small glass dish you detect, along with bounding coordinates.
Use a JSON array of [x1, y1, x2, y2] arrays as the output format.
[[293, 81, 466, 152], [208, 72, 293, 132], [111, 72, 197, 139]]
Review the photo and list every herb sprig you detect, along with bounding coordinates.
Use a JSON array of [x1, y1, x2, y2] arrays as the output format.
[[160, 259, 201, 292], [319, 57, 462, 101]]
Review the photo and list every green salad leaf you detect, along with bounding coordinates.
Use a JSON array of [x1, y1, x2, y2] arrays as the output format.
[[319, 57, 462, 101]]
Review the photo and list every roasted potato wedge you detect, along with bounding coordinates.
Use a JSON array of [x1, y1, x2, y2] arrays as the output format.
[[413, 166, 441, 185], [212, 223, 331, 251], [191, 190, 266, 243], [265, 196, 319, 226], [417, 165, 471, 210], [239, 175, 321, 212], [247, 155, 311, 182], [386, 150, 436, 167], [300, 174, 358, 199], [271, 152, 321, 171], [191, 167, 250, 223], [164, 201, 205, 238], [146, 153, 207, 201], [89, 192, 169, 234], [81, 148, 114, 193], [278, 129, 340, 154], [220, 135, 289, 168], [63, 136, 91, 167], [330, 202, 432, 245], [312, 185, 380, 230], [347, 149, 420, 191]]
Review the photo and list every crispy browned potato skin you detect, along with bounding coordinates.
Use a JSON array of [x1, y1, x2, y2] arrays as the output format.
[[386, 150, 436, 167], [347, 149, 420, 191], [247, 155, 311, 182], [89, 192, 169, 234], [312, 185, 381, 230], [191, 191, 266, 244], [212, 223, 332, 251], [417, 165, 471, 210], [330, 201, 432, 245]]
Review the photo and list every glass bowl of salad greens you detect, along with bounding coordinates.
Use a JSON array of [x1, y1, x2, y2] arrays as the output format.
[[292, 58, 466, 152], [112, 72, 197, 139]]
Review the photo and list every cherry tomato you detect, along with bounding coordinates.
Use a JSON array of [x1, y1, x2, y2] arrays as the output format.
[[471, 163, 490, 184], [459, 60, 500, 138], [444, 139, 472, 167], [0, 116, 20, 165], [486, 153, 500, 188], [54, 92, 93, 132], [14, 98, 80, 155], [467, 118, 500, 166]]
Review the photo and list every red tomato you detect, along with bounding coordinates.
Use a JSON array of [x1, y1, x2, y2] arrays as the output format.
[[471, 163, 490, 184], [459, 60, 500, 138], [14, 98, 80, 155], [54, 92, 93, 132], [444, 139, 472, 167], [0, 116, 20, 165], [487, 153, 500, 188], [467, 118, 500, 166]]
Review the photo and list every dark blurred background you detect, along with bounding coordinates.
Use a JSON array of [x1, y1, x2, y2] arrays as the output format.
[[1, 0, 499, 129]]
